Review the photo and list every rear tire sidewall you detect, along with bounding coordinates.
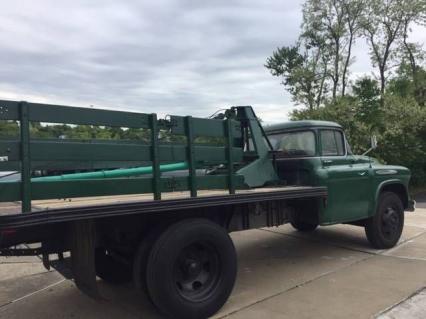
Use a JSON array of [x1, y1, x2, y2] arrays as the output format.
[[146, 219, 237, 319]]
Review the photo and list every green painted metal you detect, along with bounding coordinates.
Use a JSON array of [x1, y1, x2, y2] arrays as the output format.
[[185, 116, 197, 197], [225, 119, 235, 194], [19, 102, 31, 212], [265, 125, 411, 225], [235, 106, 279, 187], [150, 113, 161, 200], [0, 175, 245, 202], [31, 162, 189, 182], [1, 100, 279, 212], [0, 100, 20, 120], [0, 140, 244, 165], [0, 100, 150, 128], [170, 115, 242, 138]]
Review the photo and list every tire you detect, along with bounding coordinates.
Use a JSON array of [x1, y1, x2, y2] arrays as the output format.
[[95, 248, 132, 284], [144, 219, 237, 319], [365, 192, 404, 249], [133, 226, 164, 293], [290, 220, 318, 232]]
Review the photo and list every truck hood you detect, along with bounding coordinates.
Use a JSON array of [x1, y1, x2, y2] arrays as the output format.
[[371, 163, 411, 176], [351, 156, 411, 176]]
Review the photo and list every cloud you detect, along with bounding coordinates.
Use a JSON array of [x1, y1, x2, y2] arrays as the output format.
[[0, 1, 424, 123]]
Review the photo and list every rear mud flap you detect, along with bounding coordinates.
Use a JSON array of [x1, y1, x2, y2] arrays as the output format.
[[69, 220, 101, 299]]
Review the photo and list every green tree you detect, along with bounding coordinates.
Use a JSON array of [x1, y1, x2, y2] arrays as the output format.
[[351, 77, 382, 129], [361, 0, 425, 100], [266, 0, 366, 108], [388, 63, 426, 105], [400, 0, 426, 101], [0, 121, 19, 138], [376, 95, 426, 185], [302, 0, 365, 99], [341, 0, 365, 96], [291, 95, 371, 154], [265, 45, 329, 110]]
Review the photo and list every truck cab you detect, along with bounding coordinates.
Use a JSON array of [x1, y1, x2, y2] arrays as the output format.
[[265, 120, 414, 247]]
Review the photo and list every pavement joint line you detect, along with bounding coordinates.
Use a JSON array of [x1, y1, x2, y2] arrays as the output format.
[[0, 261, 43, 264], [373, 286, 426, 318], [0, 269, 55, 284], [260, 228, 379, 255], [217, 254, 375, 318], [262, 226, 426, 257], [380, 254, 426, 262], [405, 223, 426, 229], [0, 278, 67, 310], [382, 229, 426, 256]]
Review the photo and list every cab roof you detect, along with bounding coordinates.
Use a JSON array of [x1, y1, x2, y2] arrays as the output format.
[[264, 120, 342, 133]]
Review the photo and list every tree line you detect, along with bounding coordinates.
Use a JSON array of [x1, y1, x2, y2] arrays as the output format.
[[266, 0, 426, 186], [0, 121, 223, 145]]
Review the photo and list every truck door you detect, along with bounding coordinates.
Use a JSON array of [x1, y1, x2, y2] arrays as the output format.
[[319, 129, 371, 223]]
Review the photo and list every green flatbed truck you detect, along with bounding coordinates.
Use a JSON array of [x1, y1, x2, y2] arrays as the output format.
[[0, 100, 415, 318]]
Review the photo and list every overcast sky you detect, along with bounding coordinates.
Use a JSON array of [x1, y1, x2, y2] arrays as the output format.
[[1, 1, 425, 123]]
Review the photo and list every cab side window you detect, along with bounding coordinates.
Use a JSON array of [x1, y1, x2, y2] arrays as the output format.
[[320, 130, 345, 156]]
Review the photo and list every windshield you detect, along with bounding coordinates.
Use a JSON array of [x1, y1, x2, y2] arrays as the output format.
[[268, 131, 316, 157]]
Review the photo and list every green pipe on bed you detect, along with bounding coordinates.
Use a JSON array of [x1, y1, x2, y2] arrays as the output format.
[[32, 162, 189, 182]]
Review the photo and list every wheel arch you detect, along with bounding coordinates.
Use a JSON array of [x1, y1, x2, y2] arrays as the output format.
[[374, 180, 409, 212]]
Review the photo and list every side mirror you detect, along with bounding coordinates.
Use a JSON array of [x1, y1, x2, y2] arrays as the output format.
[[371, 135, 378, 149], [363, 135, 378, 156]]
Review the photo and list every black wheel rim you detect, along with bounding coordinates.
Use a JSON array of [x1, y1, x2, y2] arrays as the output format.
[[381, 206, 400, 240], [173, 241, 221, 302]]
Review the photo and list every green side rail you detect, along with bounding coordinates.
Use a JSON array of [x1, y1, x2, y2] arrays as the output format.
[[0, 100, 278, 212]]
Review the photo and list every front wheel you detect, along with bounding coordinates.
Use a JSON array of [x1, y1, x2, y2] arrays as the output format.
[[365, 192, 404, 249], [143, 219, 237, 319]]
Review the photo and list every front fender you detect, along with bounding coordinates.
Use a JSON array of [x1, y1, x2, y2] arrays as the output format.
[[373, 179, 410, 215]]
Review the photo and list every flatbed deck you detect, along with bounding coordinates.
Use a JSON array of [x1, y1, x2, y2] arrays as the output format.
[[0, 185, 327, 230]]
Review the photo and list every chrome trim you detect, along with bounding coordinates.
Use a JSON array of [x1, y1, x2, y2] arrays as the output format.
[[375, 169, 398, 175]]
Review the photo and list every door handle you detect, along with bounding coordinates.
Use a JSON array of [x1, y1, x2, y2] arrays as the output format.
[[358, 171, 367, 176], [322, 160, 333, 164]]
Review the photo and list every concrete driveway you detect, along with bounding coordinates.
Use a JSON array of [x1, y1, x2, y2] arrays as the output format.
[[1, 207, 426, 319]]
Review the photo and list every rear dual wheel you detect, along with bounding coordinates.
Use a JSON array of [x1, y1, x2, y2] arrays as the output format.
[[134, 219, 237, 319]]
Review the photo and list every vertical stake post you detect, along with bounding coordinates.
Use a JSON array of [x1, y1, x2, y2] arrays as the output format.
[[150, 114, 161, 200], [185, 116, 197, 197], [19, 101, 31, 212], [225, 119, 235, 194]]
